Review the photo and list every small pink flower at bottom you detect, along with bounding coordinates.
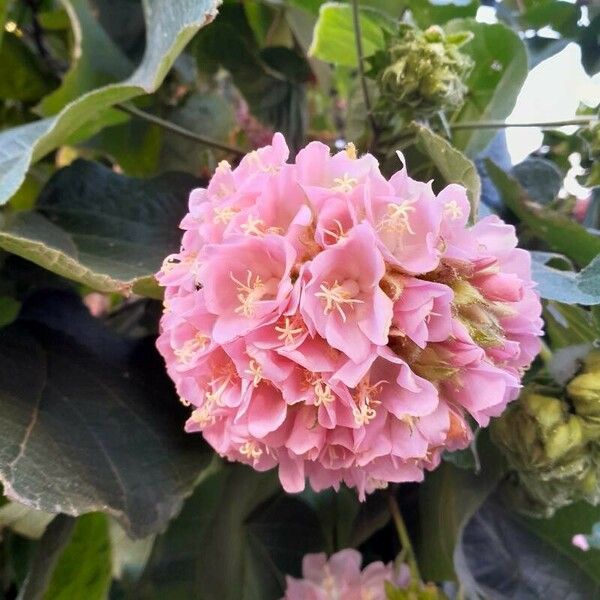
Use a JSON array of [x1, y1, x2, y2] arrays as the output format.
[[282, 549, 409, 600]]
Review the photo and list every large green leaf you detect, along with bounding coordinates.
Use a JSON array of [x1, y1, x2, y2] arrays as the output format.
[[446, 19, 528, 157], [0, 160, 197, 297], [544, 302, 599, 349], [43, 514, 112, 600], [414, 124, 481, 220], [308, 2, 396, 67], [0, 291, 212, 539], [134, 465, 325, 600], [17, 516, 77, 600], [0, 33, 56, 102], [408, 0, 479, 28], [417, 432, 504, 581], [0, 0, 221, 206], [18, 513, 112, 600], [38, 0, 133, 116], [519, 0, 580, 37], [193, 4, 309, 150], [456, 495, 600, 599], [486, 159, 600, 267], [301, 486, 389, 554], [531, 253, 600, 305]]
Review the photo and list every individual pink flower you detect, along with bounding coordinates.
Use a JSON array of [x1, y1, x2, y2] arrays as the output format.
[[156, 133, 543, 500], [199, 234, 296, 343], [282, 549, 409, 600], [301, 224, 393, 363]]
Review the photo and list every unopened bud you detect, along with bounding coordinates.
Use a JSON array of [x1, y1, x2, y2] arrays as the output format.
[[369, 23, 473, 119]]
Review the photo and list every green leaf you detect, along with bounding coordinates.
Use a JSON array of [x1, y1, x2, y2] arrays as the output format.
[[0, 0, 11, 47], [446, 19, 528, 157], [43, 514, 112, 600], [0, 33, 56, 102], [414, 124, 481, 220], [0, 295, 20, 327], [544, 302, 599, 349], [408, 0, 479, 28], [456, 495, 600, 598], [193, 4, 309, 149], [0, 160, 197, 297], [511, 158, 562, 205], [519, 0, 580, 37], [417, 432, 504, 581], [134, 464, 325, 600], [486, 159, 600, 267], [580, 14, 600, 76], [0, 291, 212, 539], [158, 93, 235, 173], [0, 0, 221, 206], [17, 515, 77, 600], [300, 486, 389, 554], [38, 0, 133, 116], [531, 252, 600, 305], [309, 2, 396, 67]]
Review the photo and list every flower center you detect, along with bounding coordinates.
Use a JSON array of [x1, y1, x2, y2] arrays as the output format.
[[315, 279, 363, 322], [321, 218, 348, 243], [378, 200, 416, 234], [213, 206, 239, 224], [231, 270, 278, 318], [332, 173, 358, 193], [313, 379, 334, 406], [444, 199, 463, 220], [239, 441, 263, 460], [274, 316, 304, 345], [174, 332, 210, 365], [245, 359, 263, 387], [353, 378, 385, 426]]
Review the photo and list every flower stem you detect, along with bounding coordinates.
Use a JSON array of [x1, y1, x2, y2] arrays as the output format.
[[115, 103, 246, 157], [350, 0, 377, 140], [387, 491, 421, 583], [450, 116, 596, 130]]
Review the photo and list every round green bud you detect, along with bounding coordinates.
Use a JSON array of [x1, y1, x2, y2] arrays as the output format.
[[369, 23, 473, 119], [492, 389, 600, 515], [568, 371, 600, 421]]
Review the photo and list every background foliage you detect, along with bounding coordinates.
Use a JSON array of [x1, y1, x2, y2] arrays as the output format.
[[0, 0, 599, 598]]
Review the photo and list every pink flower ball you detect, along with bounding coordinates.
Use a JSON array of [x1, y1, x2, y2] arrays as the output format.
[[282, 549, 408, 600], [156, 133, 543, 499]]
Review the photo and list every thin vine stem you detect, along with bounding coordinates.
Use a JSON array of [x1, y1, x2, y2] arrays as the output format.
[[350, 0, 378, 140], [115, 103, 246, 157], [387, 491, 421, 583], [450, 116, 596, 130]]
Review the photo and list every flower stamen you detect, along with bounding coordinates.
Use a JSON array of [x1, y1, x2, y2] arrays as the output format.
[[240, 440, 263, 460], [444, 199, 463, 220], [378, 200, 416, 235], [245, 359, 263, 387], [231, 270, 265, 318], [275, 317, 304, 345], [213, 206, 239, 224], [332, 173, 358, 193], [315, 280, 363, 322]]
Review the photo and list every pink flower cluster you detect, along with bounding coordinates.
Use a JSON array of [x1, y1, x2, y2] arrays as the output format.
[[282, 549, 408, 600], [157, 133, 543, 498]]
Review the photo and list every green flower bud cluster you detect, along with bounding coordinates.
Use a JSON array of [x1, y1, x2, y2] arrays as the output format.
[[369, 24, 474, 119], [492, 352, 600, 516]]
